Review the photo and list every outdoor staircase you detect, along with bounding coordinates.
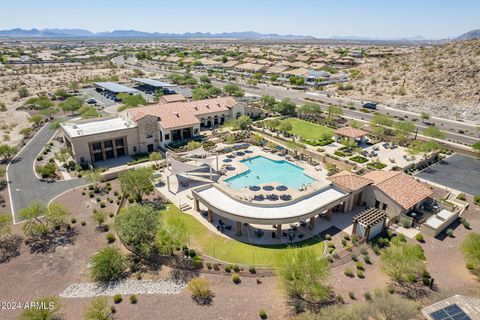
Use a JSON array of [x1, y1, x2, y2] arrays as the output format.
[[179, 203, 192, 211]]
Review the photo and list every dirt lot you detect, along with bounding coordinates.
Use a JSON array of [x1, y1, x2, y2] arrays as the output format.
[[0, 183, 288, 320], [327, 199, 480, 305], [0, 62, 133, 147]]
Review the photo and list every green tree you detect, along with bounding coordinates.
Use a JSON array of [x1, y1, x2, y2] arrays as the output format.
[[119, 167, 154, 202], [115, 204, 159, 256], [84, 169, 102, 189], [381, 239, 427, 285], [28, 114, 44, 126], [0, 144, 17, 160], [235, 115, 253, 130], [327, 105, 343, 124], [349, 119, 361, 129], [461, 233, 480, 277], [20, 296, 60, 320], [276, 247, 332, 309], [90, 246, 127, 282], [49, 120, 61, 130], [20, 127, 33, 138], [423, 126, 447, 140], [223, 84, 244, 97], [118, 94, 147, 108], [60, 96, 83, 114], [273, 98, 296, 115], [21, 202, 69, 238], [79, 106, 100, 119], [84, 297, 112, 320], [393, 121, 415, 144], [297, 102, 322, 116], [259, 95, 276, 110], [40, 107, 58, 119], [149, 152, 163, 168]]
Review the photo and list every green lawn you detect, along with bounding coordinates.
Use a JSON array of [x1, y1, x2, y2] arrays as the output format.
[[287, 118, 334, 140], [161, 205, 325, 267]]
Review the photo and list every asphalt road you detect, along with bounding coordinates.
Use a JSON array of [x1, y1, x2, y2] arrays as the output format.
[[7, 124, 85, 223], [112, 56, 479, 148]]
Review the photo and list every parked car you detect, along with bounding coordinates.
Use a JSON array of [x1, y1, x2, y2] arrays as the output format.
[[86, 98, 97, 105], [363, 102, 377, 110]]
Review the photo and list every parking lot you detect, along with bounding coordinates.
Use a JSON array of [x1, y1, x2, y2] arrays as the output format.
[[415, 154, 480, 195]]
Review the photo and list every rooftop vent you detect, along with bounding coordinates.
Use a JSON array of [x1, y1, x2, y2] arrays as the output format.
[[173, 112, 179, 118], [205, 104, 209, 109], [72, 125, 78, 129]]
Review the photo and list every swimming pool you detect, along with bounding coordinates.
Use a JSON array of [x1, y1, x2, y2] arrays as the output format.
[[224, 155, 316, 190]]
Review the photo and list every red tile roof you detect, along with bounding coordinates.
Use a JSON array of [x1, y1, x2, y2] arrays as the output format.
[[334, 126, 368, 139], [127, 97, 237, 130], [328, 171, 372, 191], [363, 171, 432, 209]]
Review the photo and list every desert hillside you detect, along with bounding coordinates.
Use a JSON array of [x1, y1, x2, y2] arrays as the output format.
[[337, 39, 480, 121]]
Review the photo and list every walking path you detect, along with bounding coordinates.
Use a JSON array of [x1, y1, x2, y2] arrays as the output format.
[[7, 124, 85, 223]]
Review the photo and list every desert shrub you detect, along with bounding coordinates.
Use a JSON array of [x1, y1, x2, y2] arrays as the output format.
[[446, 228, 454, 237], [187, 278, 213, 304], [357, 270, 365, 278], [259, 308, 268, 319], [344, 267, 354, 277], [364, 255, 371, 264], [129, 295, 137, 304], [90, 247, 127, 282], [106, 233, 116, 243], [415, 233, 424, 242], [249, 266, 257, 274], [364, 292, 372, 301], [113, 294, 122, 304], [232, 273, 241, 284], [349, 291, 356, 300]]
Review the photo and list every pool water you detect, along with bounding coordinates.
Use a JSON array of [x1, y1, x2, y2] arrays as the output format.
[[225, 155, 316, 190]]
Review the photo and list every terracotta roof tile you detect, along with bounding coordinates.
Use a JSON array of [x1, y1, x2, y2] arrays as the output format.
[[328, 171, 372, 191], [363, 171, 432, 209], [127, 97, 237, 130], [335, 126, 368, 139]]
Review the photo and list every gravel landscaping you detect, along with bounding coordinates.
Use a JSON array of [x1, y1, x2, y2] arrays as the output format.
[[60, 279, 186, 298]]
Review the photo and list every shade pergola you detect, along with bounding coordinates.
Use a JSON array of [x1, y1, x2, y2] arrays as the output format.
[[166, 152, 218, 193], [352, 207, 387, 240]]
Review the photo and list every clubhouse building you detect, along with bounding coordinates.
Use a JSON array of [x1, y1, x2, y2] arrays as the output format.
[[61, 97, 260, 164]]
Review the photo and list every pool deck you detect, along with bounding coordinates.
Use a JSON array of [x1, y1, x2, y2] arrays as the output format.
[[155, 145, 358, 245], [215, 145, 330, 203]]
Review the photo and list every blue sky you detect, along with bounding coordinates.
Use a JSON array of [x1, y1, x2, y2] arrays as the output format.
[[1, 0, 478, 38]]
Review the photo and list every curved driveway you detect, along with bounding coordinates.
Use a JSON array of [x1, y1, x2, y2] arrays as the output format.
[[8, 124, 85, 223]]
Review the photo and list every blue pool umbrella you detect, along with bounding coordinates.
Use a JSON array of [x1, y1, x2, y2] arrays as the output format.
[[276, 185, 288, 191], [249, 186, 261, 191], [263, 185, 274, 191], [223, 159, 232, 163]]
